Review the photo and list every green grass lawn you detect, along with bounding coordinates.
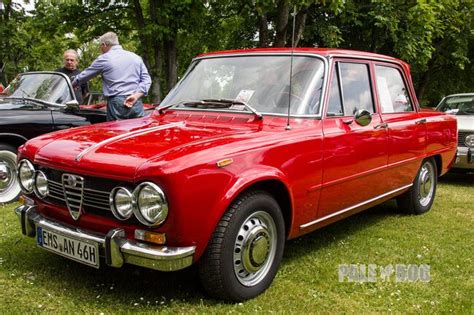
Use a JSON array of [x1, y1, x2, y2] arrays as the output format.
[[0, 173, 472, 313]]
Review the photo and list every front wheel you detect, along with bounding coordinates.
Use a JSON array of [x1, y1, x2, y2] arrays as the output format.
[[0, 144, 21, 204], [397, 158, 437, 215], [198, 190, 285, 301]]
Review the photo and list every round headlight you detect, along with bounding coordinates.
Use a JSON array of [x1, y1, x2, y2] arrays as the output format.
[[34, 171, 49, 198], [110, 187, 134, 220], [18, 159, 35, 193], [133, 182, 168, 226], [465, 135, 474, 148]]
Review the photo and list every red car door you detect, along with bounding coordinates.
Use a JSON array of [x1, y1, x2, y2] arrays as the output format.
[[372, 63, 426, 190], [315, 60, 390, 223]]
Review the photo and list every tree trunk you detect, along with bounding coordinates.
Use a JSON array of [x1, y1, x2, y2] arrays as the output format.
[[166, 38, 177, 91], [274, 0, 289, 47], [149, 0, 162, 103], [293, 10, 307, 47], [258, 13, 269, 48], [416, 70, 431, 102], [416, 58, 437, 101], [150, 42, 162, 103]]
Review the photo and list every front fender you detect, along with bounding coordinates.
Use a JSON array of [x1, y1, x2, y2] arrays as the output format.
[[163, 162, 292, 262]]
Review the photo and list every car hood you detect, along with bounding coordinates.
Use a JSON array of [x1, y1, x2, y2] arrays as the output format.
[[455, 115, 474, 131], [24, 113, 268, 180]]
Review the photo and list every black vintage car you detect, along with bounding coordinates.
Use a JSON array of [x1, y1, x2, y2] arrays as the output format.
[[0, 71, 107, 203]]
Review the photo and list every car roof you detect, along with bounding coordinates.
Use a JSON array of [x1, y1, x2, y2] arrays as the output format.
[[197, 47, 406, 65]]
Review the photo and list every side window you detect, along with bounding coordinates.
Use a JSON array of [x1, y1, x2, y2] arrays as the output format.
[[327, 66, 343, 116], [375, 65, 413, 113], [339, 63, 375, 115]]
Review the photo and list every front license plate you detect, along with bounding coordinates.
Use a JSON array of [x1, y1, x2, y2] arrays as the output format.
[[37, 227, 99, 268]]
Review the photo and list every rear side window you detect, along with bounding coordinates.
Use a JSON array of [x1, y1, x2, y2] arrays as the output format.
[[327, 62, 375, 116], [375, 65, 413, 113]]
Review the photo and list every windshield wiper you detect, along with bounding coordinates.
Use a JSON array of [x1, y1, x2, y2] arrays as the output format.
[[184, 98, 263, 120], [156, 100, 206, 114], [5, 96, 49, 107], [158, 99, 263, 120]]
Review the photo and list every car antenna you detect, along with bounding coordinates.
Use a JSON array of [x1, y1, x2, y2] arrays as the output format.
[[286, 6, 297, 131]]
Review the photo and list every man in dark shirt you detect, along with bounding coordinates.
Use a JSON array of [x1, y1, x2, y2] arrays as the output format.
[[56, 49, 89, 104]]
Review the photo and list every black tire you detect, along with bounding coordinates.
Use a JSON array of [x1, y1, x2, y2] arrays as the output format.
[[198, 190, 285, 301], [397, 158, 437, 215], [0, 143, 21, 204]]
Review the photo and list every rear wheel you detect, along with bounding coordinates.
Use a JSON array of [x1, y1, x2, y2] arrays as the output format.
[[0, 144, 20, 204], [397, 158, 437, 215], [198, 190, 285, 301]]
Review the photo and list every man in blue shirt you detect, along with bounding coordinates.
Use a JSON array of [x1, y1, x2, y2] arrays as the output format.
[[73, 32, 152, 121]]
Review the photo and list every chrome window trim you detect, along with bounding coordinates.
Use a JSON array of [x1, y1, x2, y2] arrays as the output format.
[[164, 52, 329, 119]]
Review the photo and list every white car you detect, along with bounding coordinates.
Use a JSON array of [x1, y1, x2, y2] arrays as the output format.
[[436, 93, 474, 171]]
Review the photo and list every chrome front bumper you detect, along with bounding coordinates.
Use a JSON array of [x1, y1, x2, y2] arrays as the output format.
[[15, 204, 196, 271], [454, 147, 474, 170]]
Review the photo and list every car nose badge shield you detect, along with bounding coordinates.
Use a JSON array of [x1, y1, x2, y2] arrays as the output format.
[[62, 173, 84, 220]]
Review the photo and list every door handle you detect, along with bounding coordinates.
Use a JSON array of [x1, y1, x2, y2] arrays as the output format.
[[415, 118, 427, 125], [374, 123, 388, 129]]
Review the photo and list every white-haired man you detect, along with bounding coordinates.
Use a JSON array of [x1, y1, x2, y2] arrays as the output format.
[[56, 49, 89, 104], [72, 32, 151, 121]]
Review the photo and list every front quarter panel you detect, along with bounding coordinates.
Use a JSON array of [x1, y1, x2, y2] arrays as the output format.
[[135, 123, 324, 261]]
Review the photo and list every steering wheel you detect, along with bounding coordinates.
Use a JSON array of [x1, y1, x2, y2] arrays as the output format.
[[269, 91, 303, 113], [276, 91, 303, 102]]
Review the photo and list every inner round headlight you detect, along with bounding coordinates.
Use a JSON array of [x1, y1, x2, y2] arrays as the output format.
[[110, 187, 134, 220], [18, 159, 35, 193], [34, 171, 49, 198], [133, 182, 168, 226], [465, 135, 474, 148]]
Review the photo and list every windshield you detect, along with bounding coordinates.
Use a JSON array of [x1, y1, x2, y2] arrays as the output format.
[[437, 95, 474, 115], [162, 55, 325, 116], [5, 72, 74, 105]]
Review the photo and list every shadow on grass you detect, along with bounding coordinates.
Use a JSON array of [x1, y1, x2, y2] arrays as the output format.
[[439, 171, 473, 186], [283, 200, 401, 261]]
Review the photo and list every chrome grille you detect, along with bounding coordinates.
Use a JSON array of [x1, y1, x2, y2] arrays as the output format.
[[62, 174, 84, 220], [47, 179, 111, 212]]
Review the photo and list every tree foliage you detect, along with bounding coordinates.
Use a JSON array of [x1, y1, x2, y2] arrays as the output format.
[[0, 0, 472, 105]]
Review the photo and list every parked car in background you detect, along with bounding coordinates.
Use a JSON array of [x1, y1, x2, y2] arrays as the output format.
[[82, 91, 106, 108], [81, 91, 157, 112], [436, 93, 474, 171], [15, 48, 457, 301], [0, 72, 107, 204]]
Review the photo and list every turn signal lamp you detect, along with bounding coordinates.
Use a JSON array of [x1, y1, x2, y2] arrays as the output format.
[[135, 229, 166, 245]]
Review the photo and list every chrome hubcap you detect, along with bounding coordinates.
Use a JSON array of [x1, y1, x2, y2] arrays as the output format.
[[0, 162, 13, 191], [418, 162, 435, 207], [0, 150, 20, 203], [233, 211, 277, 287]]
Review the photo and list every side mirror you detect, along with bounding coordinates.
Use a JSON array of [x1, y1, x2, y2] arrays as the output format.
[[65, 100, 79, 111], [354, 109, 372, 126], [342, 109, 372, 126]]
